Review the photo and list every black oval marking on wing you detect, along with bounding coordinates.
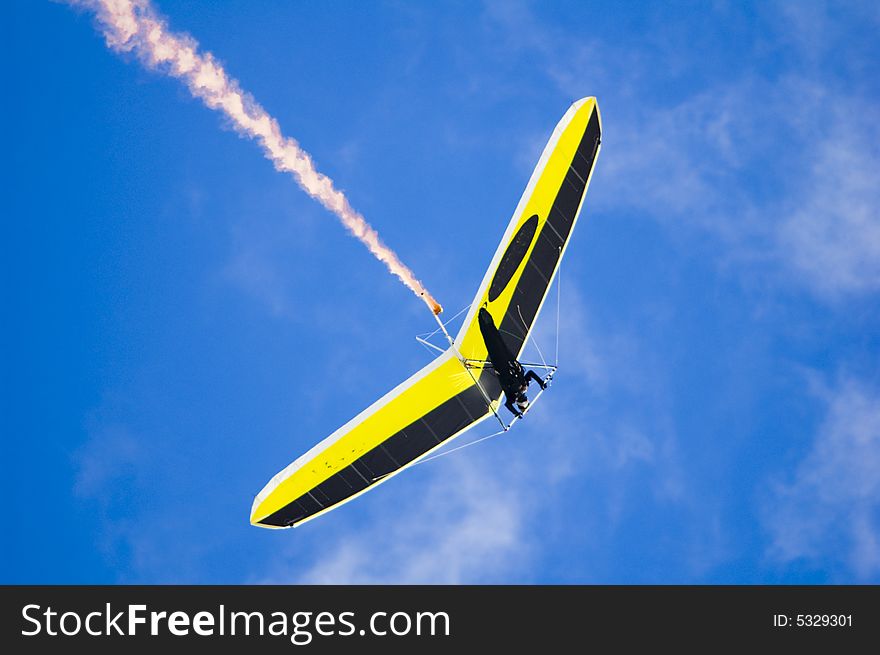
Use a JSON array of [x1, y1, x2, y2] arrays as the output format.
[[488, 214, 539, 302]]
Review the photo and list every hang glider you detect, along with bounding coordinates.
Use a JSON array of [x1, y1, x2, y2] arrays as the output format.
[[250, 97, 602, 528]]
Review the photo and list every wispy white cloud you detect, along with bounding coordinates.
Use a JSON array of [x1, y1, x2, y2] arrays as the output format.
[[287, 456, 527, 584], [777, 108, 880, 297], [74, 424, 144, 500], [602, 78, 880, 300], [481, 1, 880, 300], [775, 0, 880, 69], [223, 241, 295, 317], [606, 87, 880, 301], [73, 414, 218, 583], [73, 422, 148, 572], [763, 377, 880, 580]]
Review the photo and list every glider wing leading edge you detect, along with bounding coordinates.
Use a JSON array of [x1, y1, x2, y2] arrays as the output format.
[[250, 97, 601, 528]]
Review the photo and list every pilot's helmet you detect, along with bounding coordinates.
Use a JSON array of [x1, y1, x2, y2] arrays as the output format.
[[516, 391, 529, 411]]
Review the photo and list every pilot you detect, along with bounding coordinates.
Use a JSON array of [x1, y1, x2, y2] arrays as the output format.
[[478, 306, 549, 419], [502, 367, 546, 419]]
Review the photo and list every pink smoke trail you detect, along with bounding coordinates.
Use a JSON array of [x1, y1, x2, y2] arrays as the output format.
[[71, 0, 442, 315]]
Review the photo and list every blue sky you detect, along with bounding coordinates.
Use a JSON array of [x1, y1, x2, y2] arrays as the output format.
[[3, 0, 879, 584]]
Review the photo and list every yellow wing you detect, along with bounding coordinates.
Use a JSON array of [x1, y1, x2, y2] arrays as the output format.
[[455, 97, 602, 363], [250, 98, 601, 528]]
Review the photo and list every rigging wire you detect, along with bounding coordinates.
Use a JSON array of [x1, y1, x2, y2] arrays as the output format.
[[517, 304, 548, 369], [555, 258, 561, 367], [407, 427, 510, 468], [417, 303, 470, 342]]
